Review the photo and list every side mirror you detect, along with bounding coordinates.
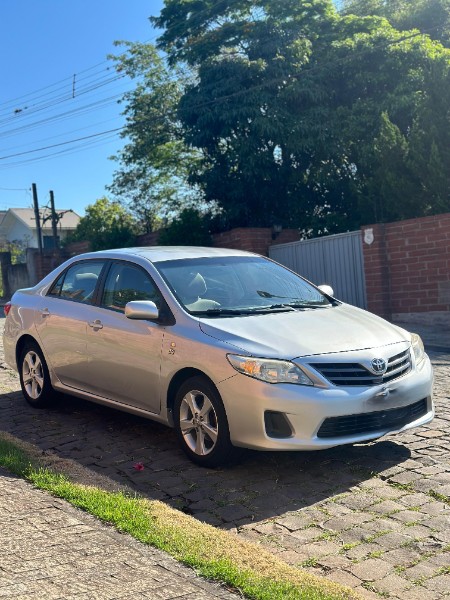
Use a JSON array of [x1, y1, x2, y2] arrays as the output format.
[[318, 284, 334, 297], [125, 300, 159, 321]]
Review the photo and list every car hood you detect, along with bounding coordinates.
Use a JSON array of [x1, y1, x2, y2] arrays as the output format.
[[198, 303, 410, 359]]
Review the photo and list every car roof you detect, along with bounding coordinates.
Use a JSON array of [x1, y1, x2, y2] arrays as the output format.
[[92, 246, 258, 262]]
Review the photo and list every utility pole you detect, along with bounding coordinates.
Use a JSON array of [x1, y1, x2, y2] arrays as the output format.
[[49, 190, 59, 249], [32, 183, 43, 255]]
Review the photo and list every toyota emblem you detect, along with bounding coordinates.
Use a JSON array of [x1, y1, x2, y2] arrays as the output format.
[[371, 358, 387, 374]]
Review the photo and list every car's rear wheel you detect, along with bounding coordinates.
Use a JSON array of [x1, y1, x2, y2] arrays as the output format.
[[174, 376, 239, 467], [19, 342, 55, 408]]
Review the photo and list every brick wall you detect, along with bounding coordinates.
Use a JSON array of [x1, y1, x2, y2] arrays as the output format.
[[212, 227, 299, 256], [31, 250, 68, 284], [135, 231, 162, 247], [136, 227, 300, 256], [362, 213, 450, 325], [64, 240, 91, 256]]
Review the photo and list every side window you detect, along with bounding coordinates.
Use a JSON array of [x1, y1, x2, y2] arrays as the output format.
[[48, 261, 104, 304], [100, 262, 161, 313], [47, 272, 65, 297]]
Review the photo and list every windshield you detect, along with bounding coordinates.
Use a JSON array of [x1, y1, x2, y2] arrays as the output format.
[[154, 256, 332, 316]]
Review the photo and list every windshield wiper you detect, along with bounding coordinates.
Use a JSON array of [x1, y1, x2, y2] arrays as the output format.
[[190, 308, 246, 316], [284, 302, 328, 309], [190, 305, 296, 316]]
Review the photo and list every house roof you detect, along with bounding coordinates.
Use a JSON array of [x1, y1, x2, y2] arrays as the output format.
[[7, 207, 80, 230]]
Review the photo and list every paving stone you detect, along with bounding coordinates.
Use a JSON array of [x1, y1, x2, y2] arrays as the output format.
[[275, 513, 312, 531], [370, 499, 405, 515], [402, 586, 443, 600], [382, 547, 423, 566], [371, 573, 410, 595], [392, 509, 427, 524], [336, 493, 377, 511], [325, 512, 371, 531], [0, 323, 449, 600], [349, 558, 393, 581], [345, 543, 380, 561], [325, 570, 362, 588], [390, 471, 423, 485], [403, 561, 442, 581], [215, 503, 252, 523], [0, 471, 236, 599], [424, 574, 450, 594], [374, 531, 414, 550]]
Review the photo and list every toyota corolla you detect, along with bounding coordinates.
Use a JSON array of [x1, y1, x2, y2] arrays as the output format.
[[3, 247, 434, 466]]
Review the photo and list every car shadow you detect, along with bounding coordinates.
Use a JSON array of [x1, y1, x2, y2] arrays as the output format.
[[0, 386, 414, 528]]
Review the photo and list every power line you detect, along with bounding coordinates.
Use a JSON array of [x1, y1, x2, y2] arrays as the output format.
[[0, 23, 441, 168], [0, 0, 432, 119], [0, 186, 29, 191], [0, 128, 122, 161]]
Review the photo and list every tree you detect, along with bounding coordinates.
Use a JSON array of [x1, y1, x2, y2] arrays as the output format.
[[107, 42, 205, 233], [69, 197, 136, 251], [340, 0, 450, 47], [152, 0, 450, 233], [158, 208, 212, 245]]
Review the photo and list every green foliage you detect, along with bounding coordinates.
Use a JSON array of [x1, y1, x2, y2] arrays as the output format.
[[69, 197, 136, 251], [107, 42, 205, 232], [158, 208, 212, 246], [0, 239, 28, 264], [150, 0, 450, 233], [340, 0, 450, 47]]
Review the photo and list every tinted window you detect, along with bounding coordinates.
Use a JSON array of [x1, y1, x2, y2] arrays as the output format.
[[48, 261, 104, 304], [101, 262, 160, 313]]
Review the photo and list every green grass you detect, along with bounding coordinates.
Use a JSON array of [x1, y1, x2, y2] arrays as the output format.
[[0, 434, 361, 600], [428, 490, 450, 505]]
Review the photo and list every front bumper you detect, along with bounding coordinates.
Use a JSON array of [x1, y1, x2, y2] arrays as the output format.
[[218, 353, 434, 450]]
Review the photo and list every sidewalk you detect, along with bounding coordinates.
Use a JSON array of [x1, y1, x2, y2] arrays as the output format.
[[0, 467, 235, 599]]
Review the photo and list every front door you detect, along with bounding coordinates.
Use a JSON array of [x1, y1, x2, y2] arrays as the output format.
[[84, 261, 164, 414]]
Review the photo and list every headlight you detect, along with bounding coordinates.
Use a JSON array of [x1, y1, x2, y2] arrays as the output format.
[[227, 354, 313, 385], [411, 333, 425, 364]]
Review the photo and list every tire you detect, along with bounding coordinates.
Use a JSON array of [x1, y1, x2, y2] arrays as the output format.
[[19, 341, 56, 408], [174, 376, 240, 468]]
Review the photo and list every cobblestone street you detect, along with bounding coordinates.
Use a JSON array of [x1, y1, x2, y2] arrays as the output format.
[[0, 319, 449, 599]]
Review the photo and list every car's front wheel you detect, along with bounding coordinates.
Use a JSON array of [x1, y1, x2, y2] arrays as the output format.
[[174, 376, 239, 467], [19, 342, 55, 408]]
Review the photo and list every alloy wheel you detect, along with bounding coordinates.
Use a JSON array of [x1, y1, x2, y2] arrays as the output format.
[[22, 351, 44, 400], [179, 389, 219, 456]]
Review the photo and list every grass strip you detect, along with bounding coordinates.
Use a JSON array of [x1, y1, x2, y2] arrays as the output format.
[[0, 434, 361, 600]]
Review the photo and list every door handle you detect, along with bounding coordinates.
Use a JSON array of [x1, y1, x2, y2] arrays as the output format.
[[40, 308, 50, 318], [88, 319, 103, 330]]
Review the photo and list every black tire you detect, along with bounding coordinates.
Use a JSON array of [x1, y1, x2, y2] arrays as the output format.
[[174, 376, 240, 467], [19, 341, 56, 408]]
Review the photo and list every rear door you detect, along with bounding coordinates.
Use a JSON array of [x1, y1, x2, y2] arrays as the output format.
[[35, 260, 106, 389]]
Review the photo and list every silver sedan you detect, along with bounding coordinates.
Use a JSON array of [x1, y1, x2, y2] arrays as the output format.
[[3, 247, 434, 467]]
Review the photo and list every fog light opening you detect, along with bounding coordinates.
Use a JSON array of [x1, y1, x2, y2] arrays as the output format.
[[264, 411, 293, 439]]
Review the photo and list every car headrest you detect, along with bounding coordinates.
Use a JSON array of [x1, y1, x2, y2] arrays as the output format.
[[187, 273, 207, 298]]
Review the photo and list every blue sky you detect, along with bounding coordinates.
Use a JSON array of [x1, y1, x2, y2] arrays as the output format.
[[0, 1, 165, 216]]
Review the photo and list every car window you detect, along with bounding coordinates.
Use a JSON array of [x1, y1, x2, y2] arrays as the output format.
[[155, 256, 330, 314], [100, 262, 161, 313], [48, 261, 104, 304]]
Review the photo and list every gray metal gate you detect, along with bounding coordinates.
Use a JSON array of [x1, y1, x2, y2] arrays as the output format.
[[269, 230, 367, 308]]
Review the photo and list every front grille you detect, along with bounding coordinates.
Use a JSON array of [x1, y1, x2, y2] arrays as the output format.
[[310, 349, 411, 387], [317, 398, 427, 438]]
